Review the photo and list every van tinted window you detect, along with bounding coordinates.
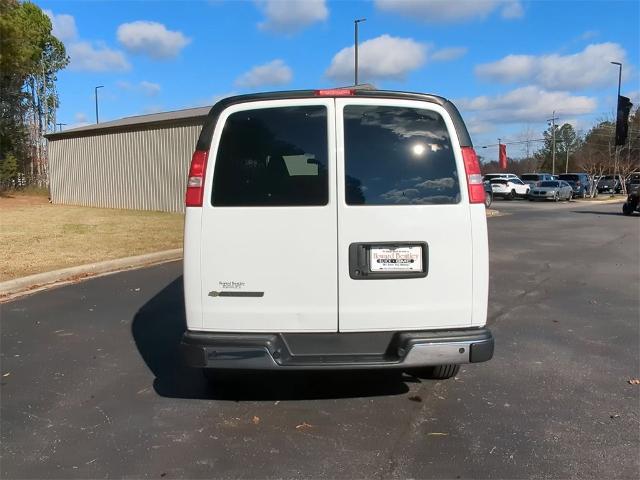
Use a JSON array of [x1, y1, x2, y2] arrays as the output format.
[[343, 105, 460, 205], [212, 106, 328, 206]]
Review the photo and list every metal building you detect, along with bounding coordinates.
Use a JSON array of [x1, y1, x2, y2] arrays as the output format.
[[45, 106, 210, 213]]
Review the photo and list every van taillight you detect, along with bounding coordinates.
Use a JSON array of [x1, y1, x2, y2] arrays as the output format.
[[461, 147, 485, 204], [185, 150, 208, 207]]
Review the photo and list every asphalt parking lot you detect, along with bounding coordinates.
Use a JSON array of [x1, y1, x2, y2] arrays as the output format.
[[1, 201, 638, 479]]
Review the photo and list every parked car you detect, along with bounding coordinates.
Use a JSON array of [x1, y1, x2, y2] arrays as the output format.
[[622, 190, 640, 215], [490, 177, 530, 199], [597, 174, 624, 194], [625, 173, 640, 193], [558, 173, 596, 198], [483, 173, 519, 182], [521, 173, 555, 188], [484, 180, 493, 208], [180, 88, 493, 382], [528, 180, 573, 201]]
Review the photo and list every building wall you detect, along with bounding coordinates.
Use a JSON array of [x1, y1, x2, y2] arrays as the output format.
[[48, 122, 203, 213]]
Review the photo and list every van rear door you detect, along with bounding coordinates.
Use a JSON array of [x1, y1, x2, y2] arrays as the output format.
[[335, 98, 474, 332], [198, 99, 338, 332]]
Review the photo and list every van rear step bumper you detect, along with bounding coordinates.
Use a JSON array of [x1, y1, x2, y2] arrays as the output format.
[[180, 328, 493, 370]]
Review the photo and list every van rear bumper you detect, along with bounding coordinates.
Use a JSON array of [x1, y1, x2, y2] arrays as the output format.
[[180, 328, 494, 370]]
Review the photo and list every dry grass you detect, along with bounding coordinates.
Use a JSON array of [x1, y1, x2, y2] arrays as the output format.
[[0, 195, 184, 281]]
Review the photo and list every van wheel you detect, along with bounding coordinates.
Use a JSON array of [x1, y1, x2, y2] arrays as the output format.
[[508, 190, 516, 200], [412, 364, 460, 380]]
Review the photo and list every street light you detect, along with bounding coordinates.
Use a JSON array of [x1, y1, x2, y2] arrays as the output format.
[[354, 18, 366, 85], [547, 111, 559, 175], [94, 85, 104, 124]]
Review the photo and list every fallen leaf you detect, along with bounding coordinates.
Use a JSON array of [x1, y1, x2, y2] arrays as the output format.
[[2, 373, 10, 377], [610, 414, 620, 419], [295, 422, 313, 430], [628, 378, 640, 385], [252, 416, 260, 425], [408, 395, 422, 402], [427, 432, 448, 436]]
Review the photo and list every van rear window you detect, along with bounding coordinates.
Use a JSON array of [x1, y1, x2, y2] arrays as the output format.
[[343, 105, 460, 205], [212, 106, 328, 206]]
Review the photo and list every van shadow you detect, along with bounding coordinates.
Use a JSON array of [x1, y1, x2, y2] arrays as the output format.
[[131, 276, 412, 401]]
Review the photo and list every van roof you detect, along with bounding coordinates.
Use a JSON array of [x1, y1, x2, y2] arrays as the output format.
[[195, 88, 473, 151]]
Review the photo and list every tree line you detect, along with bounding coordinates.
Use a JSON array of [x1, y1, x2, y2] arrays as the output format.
[[0, 0, 68, 190], [482, 107, 640, 184]]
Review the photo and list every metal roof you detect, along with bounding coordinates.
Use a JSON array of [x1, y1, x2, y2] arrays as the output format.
[[45, 106, 211, 140]]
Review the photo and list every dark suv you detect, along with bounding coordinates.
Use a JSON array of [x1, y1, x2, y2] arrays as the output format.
[[521, 173, 554, 188], [597, 174, 624, 194], [558, 173, 596, 198]]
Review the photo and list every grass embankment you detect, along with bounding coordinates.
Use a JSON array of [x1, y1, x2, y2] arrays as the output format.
[[0, 193, 184, 281]]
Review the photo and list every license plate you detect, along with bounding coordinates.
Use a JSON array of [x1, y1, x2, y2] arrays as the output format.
[[370, 246, 423, 272]]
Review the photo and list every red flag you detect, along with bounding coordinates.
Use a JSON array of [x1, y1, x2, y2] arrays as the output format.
[[499, 143, 507, 170]]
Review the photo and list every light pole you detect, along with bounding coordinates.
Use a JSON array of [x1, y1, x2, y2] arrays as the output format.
[[94, 85, 104, 123], [354, 18, 366, 85], [610, 61, 622, 194], [56, 122, 67, 132], [547, 111, 559, 175]]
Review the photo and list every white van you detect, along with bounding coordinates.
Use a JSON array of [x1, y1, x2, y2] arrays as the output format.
[[180, 88, 493, 380]]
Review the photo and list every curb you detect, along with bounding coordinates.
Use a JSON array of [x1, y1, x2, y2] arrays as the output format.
[[571, 198, 626, 206], [0, 249, 182, 302]]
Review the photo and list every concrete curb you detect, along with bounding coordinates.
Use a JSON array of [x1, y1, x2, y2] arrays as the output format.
[[0, 249, 182, 301], [572, 197, 626, 206]]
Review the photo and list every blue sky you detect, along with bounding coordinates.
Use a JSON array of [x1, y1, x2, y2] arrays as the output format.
[[39, 0, 639, 159]]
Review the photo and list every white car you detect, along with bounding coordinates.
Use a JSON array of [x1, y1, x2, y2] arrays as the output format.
[[483, 173, 520, 182], [490, 177, 530, 199], [181, 88, 493, 381]]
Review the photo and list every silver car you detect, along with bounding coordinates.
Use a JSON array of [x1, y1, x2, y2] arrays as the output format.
[[528, 180, 573, 201]]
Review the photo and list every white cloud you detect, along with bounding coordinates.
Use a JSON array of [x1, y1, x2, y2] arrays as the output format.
[[117, 80, 161, 96], [68, 42, 130, 72], [257, 0, 328, 34], [117, 21, 190, 59], [374, 0, 523, 23], [44, 10, 78, 41], [500, 1, 524, 18], [326, 34, 426, 82], [64, 112, 90, 130], [431, 46, 468, 62], [235, 60, 293, 88], [475, 43, 628, 91], [578, 30, 599, 41], [457, 86, 597, 124], [140, 81, 161, 96], [143, 105, 164, 114], [466, 119, 494, 135]]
